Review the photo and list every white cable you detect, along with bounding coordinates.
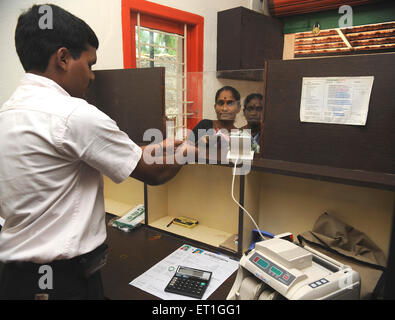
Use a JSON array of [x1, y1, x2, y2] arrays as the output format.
[[231, 159, 266, 242]]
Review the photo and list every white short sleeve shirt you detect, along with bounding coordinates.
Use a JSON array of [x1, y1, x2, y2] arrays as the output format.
[[0, 73, 142, 263]]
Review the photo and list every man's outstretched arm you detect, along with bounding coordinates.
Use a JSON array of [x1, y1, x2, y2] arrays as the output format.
[[130, 139, 196, 185]]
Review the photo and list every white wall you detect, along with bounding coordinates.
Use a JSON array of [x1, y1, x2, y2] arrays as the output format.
[[0, 0, 264, 126], [0, 0, 124, 105], [147, 0, 250, 72]]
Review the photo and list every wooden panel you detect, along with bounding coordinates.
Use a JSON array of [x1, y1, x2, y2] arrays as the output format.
[[251, 159, 395, 190], [86, 67, 165, 145], [262, 54, 395, 175], [217, 6, 283, 79], [217, 7, 242, 72]]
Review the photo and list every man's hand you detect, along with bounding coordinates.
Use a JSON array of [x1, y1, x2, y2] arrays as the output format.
[[143, 137, 183, 158], [131, 138, 198, 186], [174, 140, 198, 160], [161, 137, 184, 155]]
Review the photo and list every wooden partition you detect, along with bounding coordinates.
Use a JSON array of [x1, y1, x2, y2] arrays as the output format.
[[259, 53, 395, 188], [85, 67, 166, 215], [86, 67, 166, 145]]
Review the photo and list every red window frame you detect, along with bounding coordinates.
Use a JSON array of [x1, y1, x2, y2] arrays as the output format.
[[121, 0, 204, 129]]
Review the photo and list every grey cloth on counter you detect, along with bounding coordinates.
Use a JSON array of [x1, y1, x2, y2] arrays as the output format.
[[299, 212, 386, 268], [299, 212, 387, 299]]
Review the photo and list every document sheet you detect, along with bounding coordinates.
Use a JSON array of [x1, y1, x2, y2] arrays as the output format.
[[129, 244, 239, 300], [300, 76, 374, 125]]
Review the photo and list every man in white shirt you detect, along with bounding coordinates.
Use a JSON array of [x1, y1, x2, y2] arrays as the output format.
[[0, 4, 191, 300]]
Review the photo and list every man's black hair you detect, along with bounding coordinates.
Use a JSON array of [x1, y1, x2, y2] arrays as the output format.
[[15, 4, 99, 72], [243, 93, 263, 110]]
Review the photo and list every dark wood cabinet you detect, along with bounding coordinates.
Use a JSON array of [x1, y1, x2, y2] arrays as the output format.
[[86, 67, 166, 146], [217, 7, 283, 81], [261, 54, 395, 183]]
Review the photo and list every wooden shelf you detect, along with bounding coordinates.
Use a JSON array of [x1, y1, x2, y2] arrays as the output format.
[[149, 215, 237, 252], [216, 69, 264, 82], [251, 159, 395, 191], [104, 198, 136, 217], [212, 159, 394, 191]]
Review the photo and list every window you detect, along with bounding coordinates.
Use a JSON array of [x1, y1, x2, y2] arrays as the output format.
[[135, 21, 185, 135], [121, 0, 204, 138]]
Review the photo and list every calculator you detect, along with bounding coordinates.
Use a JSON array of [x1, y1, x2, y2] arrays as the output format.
[[164, 266, 212, 299]]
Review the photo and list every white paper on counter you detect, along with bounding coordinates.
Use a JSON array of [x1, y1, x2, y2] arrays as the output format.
[[129, 244, 239, 300]]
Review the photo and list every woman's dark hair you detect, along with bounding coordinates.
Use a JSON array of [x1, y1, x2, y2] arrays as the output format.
[[243, 93, 263, 110], [15, 4, 99, 72], [215, 86, 241, 103]]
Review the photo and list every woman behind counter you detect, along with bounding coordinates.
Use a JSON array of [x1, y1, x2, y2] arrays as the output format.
[[188, 86, 241, 144], [241, 93, 263, 153]]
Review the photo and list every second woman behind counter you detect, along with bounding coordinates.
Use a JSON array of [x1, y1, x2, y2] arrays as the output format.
[[188, 86, 241, 144]]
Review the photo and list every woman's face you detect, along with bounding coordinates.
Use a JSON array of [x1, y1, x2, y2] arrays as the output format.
[[214, 90, 241, 121], [244, 97, 263, 124]]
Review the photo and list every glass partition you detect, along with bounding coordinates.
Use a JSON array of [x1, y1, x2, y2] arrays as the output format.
[[145, 70, 264, 253], [163, 70, 265, 161]]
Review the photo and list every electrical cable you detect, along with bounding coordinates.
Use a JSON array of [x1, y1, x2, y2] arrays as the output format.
[[231, 158, 266, 242]]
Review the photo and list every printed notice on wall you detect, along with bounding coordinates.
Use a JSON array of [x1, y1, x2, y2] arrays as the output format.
[[300, 76, 374, 125]]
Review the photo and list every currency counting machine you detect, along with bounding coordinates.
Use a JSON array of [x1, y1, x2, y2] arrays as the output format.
[[227, 238, 360, 300]]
